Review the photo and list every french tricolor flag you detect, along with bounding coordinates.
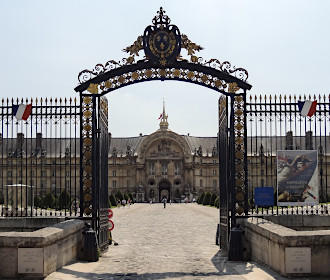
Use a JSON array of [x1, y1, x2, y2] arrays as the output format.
[[12, 104, 32, 121], [297, 100, 317, 117]]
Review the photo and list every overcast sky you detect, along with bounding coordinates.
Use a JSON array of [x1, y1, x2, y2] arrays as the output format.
[[1, 1, 329, 137]]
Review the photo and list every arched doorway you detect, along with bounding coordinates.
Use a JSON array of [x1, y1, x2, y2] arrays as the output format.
[[75, 7, 251, 252], [158, 179, 171, 202]]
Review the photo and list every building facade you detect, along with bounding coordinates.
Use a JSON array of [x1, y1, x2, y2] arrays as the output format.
[[109, 106, 219, 202]]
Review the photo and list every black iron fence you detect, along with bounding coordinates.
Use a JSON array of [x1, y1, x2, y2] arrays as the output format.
[[246, 94, 330, 216], [0, 98, 81, 217]]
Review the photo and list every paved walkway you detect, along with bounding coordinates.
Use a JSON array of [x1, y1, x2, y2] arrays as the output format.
[[46, 203, 308, 280]]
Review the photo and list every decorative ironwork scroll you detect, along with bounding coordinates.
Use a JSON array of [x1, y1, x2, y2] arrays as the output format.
[[77, 7, 249, 86], [81, 96, 93, 216]]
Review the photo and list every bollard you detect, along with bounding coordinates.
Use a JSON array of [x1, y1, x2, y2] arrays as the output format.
[[228, 225, 243, 261], [82, 223, 99, 262]]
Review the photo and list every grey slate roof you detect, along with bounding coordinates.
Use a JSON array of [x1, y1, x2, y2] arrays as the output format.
[[1, 135, 329, 159], [110, 136, 145, 157]]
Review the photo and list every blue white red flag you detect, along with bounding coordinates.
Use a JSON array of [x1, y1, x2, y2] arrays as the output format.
[[297, 100, 317, 117], [12, 104, 32, 120]]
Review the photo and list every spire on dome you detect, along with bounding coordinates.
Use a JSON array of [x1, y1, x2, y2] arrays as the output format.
[[159, 98, 169, 130]]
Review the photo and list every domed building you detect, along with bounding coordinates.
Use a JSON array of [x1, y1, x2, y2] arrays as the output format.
[[108, 104, 219, 202]]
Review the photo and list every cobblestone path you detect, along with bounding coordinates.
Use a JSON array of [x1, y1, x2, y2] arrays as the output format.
[[46, 203, 287, 280]]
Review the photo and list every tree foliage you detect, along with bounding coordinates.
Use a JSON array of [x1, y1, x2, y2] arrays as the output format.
[[210, 193, 217, 206], [202, 192, 212, 205]]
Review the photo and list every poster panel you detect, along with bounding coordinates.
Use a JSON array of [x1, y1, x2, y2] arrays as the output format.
[[277, 150, 318, 206]]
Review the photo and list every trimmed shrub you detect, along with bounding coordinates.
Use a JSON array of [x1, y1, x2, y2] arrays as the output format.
[[115, 191, 123, 202], [198, 192, 205, 204], [210, 193, 217, 206], [109, 194, 117, 207], [202, 192, 212, 205], [34, 196, 42, 208], [42, 192, 56, 209], [58, 191, 71, 209], [214, 196, 220, 208]]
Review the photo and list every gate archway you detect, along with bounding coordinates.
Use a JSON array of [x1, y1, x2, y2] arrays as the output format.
[[74, 7, 252, 252]]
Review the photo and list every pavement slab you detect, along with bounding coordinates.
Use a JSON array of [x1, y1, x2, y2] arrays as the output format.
[[45, 203, 318, 280]]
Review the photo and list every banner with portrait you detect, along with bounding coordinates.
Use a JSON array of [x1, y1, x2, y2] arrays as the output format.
[[277, 150, 318, 206]]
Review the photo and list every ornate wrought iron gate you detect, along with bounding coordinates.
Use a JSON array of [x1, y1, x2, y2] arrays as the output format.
[[75, 7, 252, 252], [218, 96, 229, 251], [80, 95, 109, 250]]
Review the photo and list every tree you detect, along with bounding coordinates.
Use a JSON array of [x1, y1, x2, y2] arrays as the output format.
[[115, 190, 123, 202], [203, 192, 211, 205], [210, 193, 217, 206], [34, 196, 42, 208], [109, 194, 117, 207], [214, 196, 220, 208], [198, 192, 205, 204], [124, 193, 129, 201], [58, 191, 71, 209], [42, 192, 55, 209]]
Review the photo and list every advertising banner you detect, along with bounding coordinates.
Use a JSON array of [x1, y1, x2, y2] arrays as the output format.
[[277, 150, 318, 206]]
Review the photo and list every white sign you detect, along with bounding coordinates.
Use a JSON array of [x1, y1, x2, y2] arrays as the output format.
[[18, 248, 44, 274], [285, 247, 311, 274]]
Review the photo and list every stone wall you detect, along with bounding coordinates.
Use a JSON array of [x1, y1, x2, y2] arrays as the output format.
[[0, 217, 65, 232], [239, 217, 330, 277], [0, 219, 84, 278], [264, 215, 330, 231]]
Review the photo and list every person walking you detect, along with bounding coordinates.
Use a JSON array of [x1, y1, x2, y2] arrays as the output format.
[[163, 197, 167, 208]]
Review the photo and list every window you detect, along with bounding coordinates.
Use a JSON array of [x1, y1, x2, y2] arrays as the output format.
[[7, 170, 12, 177], [213, 179, 217, 188], [65, 181, 70, 187], [112, 180, 117, 189], [112, 170, 116, 177], [213, 169, 216, 176], [200, 169, 203, 176], [200, 179, 203, 187], [213, 160, 217, 164], [41, 170, 47, 177], [162, 163, 167, 175], [175, 162, 180, 175], [66, 171, 70, 177], [150, 162, 155, 175], [52, 170, 56, 176]]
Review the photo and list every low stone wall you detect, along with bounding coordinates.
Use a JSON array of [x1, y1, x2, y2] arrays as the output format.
[[239, 218, 330, 277], [0, 219, 84, 278], [264, 215, 330, 231], [0, 217, 66, 232]]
